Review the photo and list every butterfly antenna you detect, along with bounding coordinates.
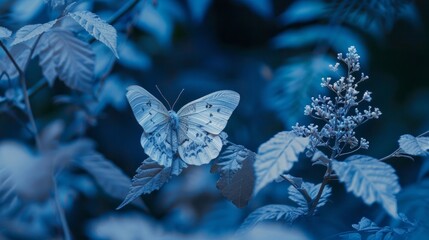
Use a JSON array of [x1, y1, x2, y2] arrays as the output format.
[[155, 85, 172, 109], [171, 89, 184, 110]]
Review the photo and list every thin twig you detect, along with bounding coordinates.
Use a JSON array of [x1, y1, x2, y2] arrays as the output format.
[[308, 162, 332, 215], [0, 41, 41, 149], [53, 176, 72, 240], [379, 130, 429, 161]]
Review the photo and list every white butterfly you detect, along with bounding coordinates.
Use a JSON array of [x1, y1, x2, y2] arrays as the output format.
[[126, 85, 240, 167]]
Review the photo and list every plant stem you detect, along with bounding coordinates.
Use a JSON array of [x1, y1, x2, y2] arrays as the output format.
[[281, 174, 312, 204], [53, 176, 72, 240], [0, 41, 41, 150], [308, 162, 332, 215], [379, 130, 429, 161]]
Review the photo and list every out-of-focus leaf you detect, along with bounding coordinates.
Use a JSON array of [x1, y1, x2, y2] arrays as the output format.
[[0, 141, 52, 201], [68, 11, 118, 58], [352, 217, 379, 231], [0, 26, 12, 39], [87, 213, 161, 240], [0, 43, 32, 79], [397, 179, 429, 225], [279, 0, 326, 25], [418, 157, 429, 180], [117, 36, 152, 70], [211, 142, 255, 208], [239, 204, 303, 231], [272, 25, 367, 58], [135, 3, 174, 45], [74, 153, 146, 209], [235, 0, 272, 18], [332, 155, 401, 218], [263, 55, 335, 127], [43, 0, 66, 9], [116, 158, 182, 209], [398, 134, 429, 156], [35, 29, 95, 92], [9, 0, 45, 23], [187, 0, 212, 23], [12, 19, 58, 45], [254, 131, 309, 195]]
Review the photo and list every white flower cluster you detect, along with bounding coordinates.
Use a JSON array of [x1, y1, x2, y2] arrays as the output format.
[[293, 46, 380, 158]]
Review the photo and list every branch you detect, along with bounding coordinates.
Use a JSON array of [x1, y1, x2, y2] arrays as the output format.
[[0, 41, 41, 150]]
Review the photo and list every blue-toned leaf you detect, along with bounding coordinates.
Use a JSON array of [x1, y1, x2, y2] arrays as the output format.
[[43, 0, 66, 8], [0, 26, 12, 39], [396, 179, 429, 225], [288, 182, 331, 211], [332, 155, 401, 218], [339, 232, 361, 240], [235, 0, 272, 18], [352, 217, 380, 231], [74, 153, 146, 209], [9, 0, 45, 23], [239, 204, 303, 231], [272, 25, 367, 58], [135, 3, 174, 45], [279, 0, 326, 25], [12, 19, 58, 45], [263, 55, 335, 127], [398, 134, 429, 156], [254, 131, 309, 195], [0, 43, 32, 79], [187, 0, 212, 23], [117, 158, 187, 209], [117, 36, 151, 70], [68, 11, 118, 58], [36, 29, 95, 92], [211, 143, 255, 208], [418, 157, 429, 180]]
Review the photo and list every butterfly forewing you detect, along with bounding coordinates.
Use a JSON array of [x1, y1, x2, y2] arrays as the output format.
[[126, 85, 169, 133], [177, 90, 240, 135], [176, 90, 240, 165]]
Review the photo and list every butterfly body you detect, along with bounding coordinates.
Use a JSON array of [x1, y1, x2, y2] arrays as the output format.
[[127, 86, 240, 167]]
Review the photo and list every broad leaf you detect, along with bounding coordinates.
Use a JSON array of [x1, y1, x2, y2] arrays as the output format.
[[352, 217, 379, 231], [398, 134, 429, 156], [12, 19, 58, 45], [0, 43, 32, 79], [254, 131, 309, 195], [211, 143, 255, 208], [263, 55, 336, 127], [36, 29, 95, 92], [75, 153, 146, 209], [116, 158, 176, 209], [68, 11, 118, 58], [239, 204, 303, 231], [0, 26, 12, 39], [288, 182, 331, 211], [187, 0, 212, 23], [332, 155, 401, 218]]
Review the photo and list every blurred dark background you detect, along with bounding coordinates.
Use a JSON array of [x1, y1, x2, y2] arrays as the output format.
[[1, 0, 429, 239]]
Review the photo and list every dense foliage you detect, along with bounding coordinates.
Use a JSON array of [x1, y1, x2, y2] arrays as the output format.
[[1, 0, 429, 239]]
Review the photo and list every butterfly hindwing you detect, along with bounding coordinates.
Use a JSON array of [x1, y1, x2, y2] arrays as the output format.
[[140, 123, 174, 167], [126, 85, 169, 133], [178, 125, 223, 165], [177, 90, 240, 134]]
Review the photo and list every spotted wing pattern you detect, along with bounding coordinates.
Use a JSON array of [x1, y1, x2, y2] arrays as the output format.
[[127, 86, 173, 166], [177, 90, 240, 165]]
